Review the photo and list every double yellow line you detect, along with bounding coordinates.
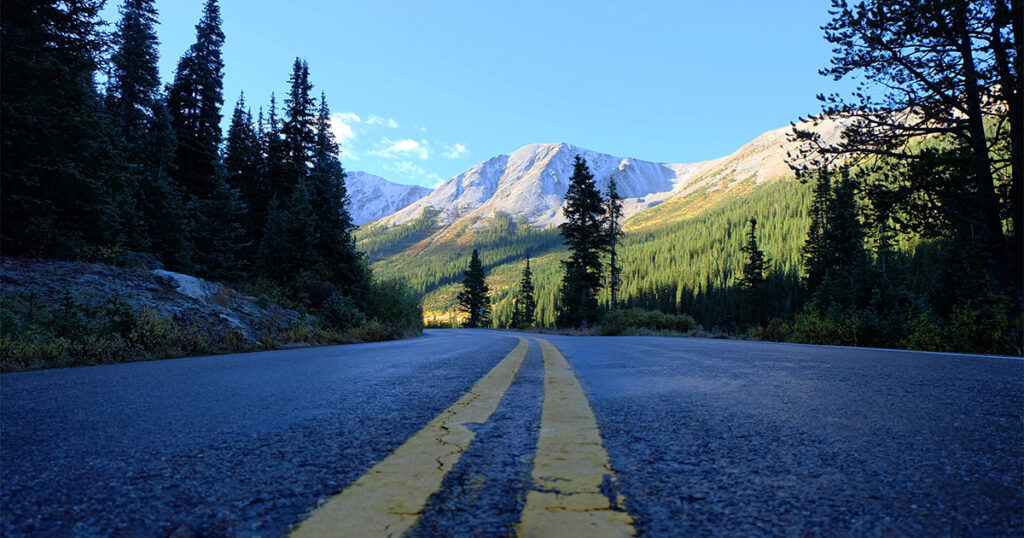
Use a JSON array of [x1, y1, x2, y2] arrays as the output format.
[[291, 337, 635, 537]]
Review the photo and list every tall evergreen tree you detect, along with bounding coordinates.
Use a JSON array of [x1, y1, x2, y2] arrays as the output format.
[[166, 0, 224, 201], [605, 176, 624, 310], [511, 255, 537, 328], [309, 92, 366, 300], [106, 0, 191, 255], [280, 58, 315, 196], [224, 92, 266, 262], [257, 180, 318, 283], [803, 168, 832, 291], [821, 169, 866, 280], [137, 99, 192, 268], [802, 167, 869, 310], [262, 93, 288, 200], [106, 0, 160, 146], [557, 156, 607, 329], [739, 217, 769, 324], [193, 168, 248, 280], [1, 0, 122, 256], [457, 249, 491, 328], [166, 0, 232, 275]]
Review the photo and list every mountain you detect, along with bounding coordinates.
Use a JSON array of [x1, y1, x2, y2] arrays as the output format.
[[378, 119, 843, 232], [345, 171, 432, 225], [380, 143, 697, 229]]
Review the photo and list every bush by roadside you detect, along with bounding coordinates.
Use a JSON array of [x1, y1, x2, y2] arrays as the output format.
[[596, 308, 704, 337]]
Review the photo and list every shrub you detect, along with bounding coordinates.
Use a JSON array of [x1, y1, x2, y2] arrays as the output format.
[[945, 294, 1016, 355], [791, 307, 857, 346], [242, 278, 292, 309], [905, 311, 944, 352], [349, 320, 392, 342], [289, 278, 339, 311], [99, 295, 137, 337], [319, 292, 366, 331], [365, 278, 423, 336], [746, 318, 791, 342], [598, 308, 701, 336]]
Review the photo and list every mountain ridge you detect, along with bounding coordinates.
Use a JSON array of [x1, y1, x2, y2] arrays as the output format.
[[367, 118, 843, 232], [345, 171, 432, 225]]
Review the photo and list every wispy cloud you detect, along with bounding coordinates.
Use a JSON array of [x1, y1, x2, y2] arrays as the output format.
[[335, 112, 362, 124], [367, 115, 399, 128], [443, 143, 468, 159], [372, 137, 431, 160], [330, 112, 361, 160], [327, 113, 458, 186]]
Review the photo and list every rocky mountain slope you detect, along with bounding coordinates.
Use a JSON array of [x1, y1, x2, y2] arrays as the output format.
[[346, 171, 432, 225]]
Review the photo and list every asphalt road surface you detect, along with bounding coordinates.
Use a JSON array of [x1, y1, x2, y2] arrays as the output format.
[[2, 330, 1021, 536]]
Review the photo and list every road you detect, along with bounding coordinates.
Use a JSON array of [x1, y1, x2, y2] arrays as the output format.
[[1, 330, 1021, 536]]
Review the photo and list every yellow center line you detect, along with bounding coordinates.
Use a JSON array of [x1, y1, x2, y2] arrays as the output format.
[[518, 338, 636, 537], [290, 337, 530, 538]]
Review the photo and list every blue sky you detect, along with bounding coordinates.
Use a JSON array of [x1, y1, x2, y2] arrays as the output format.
[[101, 1, 847, 188]]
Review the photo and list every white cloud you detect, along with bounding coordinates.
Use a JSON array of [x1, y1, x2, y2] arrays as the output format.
[[443, 143, 468, 159], [330, 114, 359, 143], [335, 112, 361, 124], [372, 137, 431, 160], [330, 112, 361, 161], [367, 115, 399, 128]]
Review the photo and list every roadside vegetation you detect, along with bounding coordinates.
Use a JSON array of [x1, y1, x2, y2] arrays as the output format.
[[0, 258, 422, 372]]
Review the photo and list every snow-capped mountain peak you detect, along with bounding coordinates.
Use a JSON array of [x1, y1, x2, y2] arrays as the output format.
[[381, 142, 691, 229], [345, 171, 432, 225]]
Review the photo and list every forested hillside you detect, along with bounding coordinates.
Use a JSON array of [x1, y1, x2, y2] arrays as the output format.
[[361, 177, 812, 328]]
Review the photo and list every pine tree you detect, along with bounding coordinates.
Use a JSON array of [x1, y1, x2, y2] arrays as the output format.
[[166, 0, 230, 274], [166, 0, 224, 201], [823, 169, 866, 279], [511, 256, 537, 328], [106, 0, 164, 249], [137, 99, 193, 269], [262, 93, 288, 201], [309, 92, 366, 300], [107, 0, 160, 146], [280, 58, 315, 196], [456, 249, 491, 328], [802, 167, 869, 312], [224, 92, 266, 262], [1, 0, 123, 256], [605, 176, 624, 310], [193, 168, 248, 281], [557, 156, 607, 329], [739, 217, 770, 324], [803, 168, 832, 291], [257, 180, 318, 283]]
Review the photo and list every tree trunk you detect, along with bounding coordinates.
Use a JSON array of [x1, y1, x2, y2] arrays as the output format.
[[956, 7, 1011, 297]]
